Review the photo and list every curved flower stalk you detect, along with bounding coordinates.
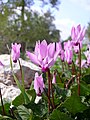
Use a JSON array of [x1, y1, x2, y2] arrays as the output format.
[[34, 72, 45, 96], [10, 43, 29, 104], [11, 43, 21, 63], [71, 24, 86, 53], [26, 40, 60, 72], [11, 43, 24, 87], [71, 24, 86, 96]]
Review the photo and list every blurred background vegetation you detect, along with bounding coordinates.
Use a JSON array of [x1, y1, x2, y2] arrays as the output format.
[[0, 0, 61, 56], [0, 0, 90, 57]]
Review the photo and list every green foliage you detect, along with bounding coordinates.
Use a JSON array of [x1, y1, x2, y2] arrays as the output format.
[[61, 94, 87, 115], [50, 109, 74, 120], [0, 2, 90, 119], [17, 105, 32, 120]]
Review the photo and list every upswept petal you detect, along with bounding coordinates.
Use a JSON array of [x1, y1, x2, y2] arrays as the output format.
[[77, 24, 81, 34], [11, 43, 21, 62], [79, 27, 86, 41], [40, 40, 48, 59], [56, 42, 62, 51], [26, 51, 40, 65], [48, 43, 55, 58], [71, 27, 76, 40], [54, 50, 60, 61], [34, 41, 40, 56], [43, 56, 48, 65], [48, 58, 55, 68]]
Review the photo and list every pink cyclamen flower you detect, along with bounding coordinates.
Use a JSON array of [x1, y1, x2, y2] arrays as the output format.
[[76, 59, 87, 68], [71, 24, 86, 53], [26, 40, 60, 72], [11, 43, 21, 63], [56, 42, 64, 62], [34, 72, 45, 96], [64, 40, 73, 64]]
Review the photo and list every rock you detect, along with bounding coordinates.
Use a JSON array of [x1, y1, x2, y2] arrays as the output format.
[[0, 54, 41, 102], [0, 83, 20, 102], [12, 65, 37, 88]]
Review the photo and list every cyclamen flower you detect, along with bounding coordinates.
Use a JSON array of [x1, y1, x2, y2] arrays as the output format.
[[26, 40, 60, 72], [11, 43, 21, 63], [64, 40, 73, 64], [76, 59, 87, 68], [56, 42, 64, 62], [71, 24, 86, 53], [34, 72, 45, 96]]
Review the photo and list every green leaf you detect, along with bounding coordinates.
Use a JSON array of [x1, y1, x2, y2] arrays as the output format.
[[50, 109, 74, 120], [25, 102, 44, 116], [85, 67, 90, 74], [12, 93, 24, 106], [13, 74, 30, 104], [0, 115, 13, 120], [26, 89, 36, 102], [71, 81, 90, 96], [80, 81, 90, 96], [0, 103, 10, 116], [13, 74, 24, 93], [62, 94, 87, 115], [57, 83, 64, 88], [82, 74, 90, 84], [17, 105, 32, 120], [32, 115, 41, 120]]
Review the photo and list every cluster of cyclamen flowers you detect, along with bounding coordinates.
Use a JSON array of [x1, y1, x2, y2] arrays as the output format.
[[6, 24, 88, 96]]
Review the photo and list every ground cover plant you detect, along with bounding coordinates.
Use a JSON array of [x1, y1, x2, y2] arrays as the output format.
[[0, 24, 90, 120]]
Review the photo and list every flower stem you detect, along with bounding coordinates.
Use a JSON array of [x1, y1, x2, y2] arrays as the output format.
[[55, 69, 62, 83], [78, 43, 81, 96], [0, 88, 5, 115], [47, 69, 55, 112], [62, 61, 64, 72], [47, 68, 51, 113], [44, 88, 53, 110], [65, 75, 75, 89], [18, 59, 25, 89], [50, 80, 55, 109]]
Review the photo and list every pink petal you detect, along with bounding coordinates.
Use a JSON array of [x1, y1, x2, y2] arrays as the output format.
[[48, 43, 55, 58], [81, 60, 86, 68], [77, 24, 81, 33], [71, 27, 76, 40], [34, 41, 40, 56], [48, 58, 55, 68], [26, 51, 40, 65], [40, 40, 47, 59]]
